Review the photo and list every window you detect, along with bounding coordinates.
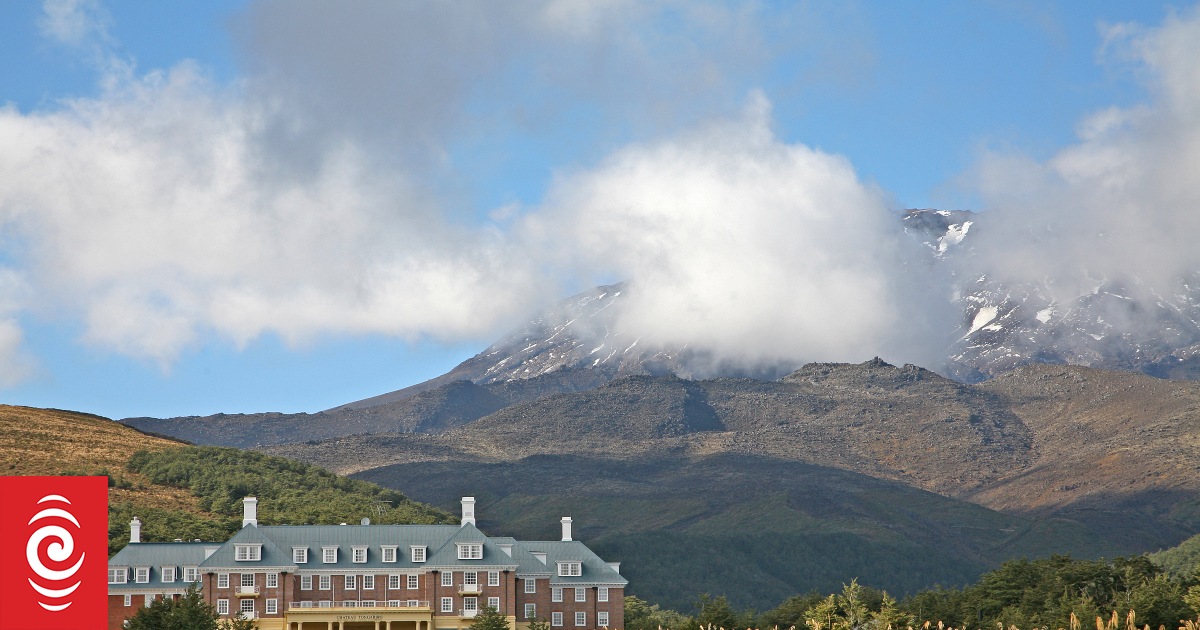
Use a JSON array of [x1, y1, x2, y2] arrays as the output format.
[[575, 587, 586, 602], [558, 562, 581, 577], [389, 574, 401, 589], [525, 604, 536, 619], [161, 566, 176, 583], [598, 587, 608, 602], [575, 612, 587, 627], [364, 575, 375, 590], [382, 546, 398, 563], [464, 597, 478, 613], [135, 567, 149, 583], [235, 544, 261, 561], [322, 546, 338, 564], [411, 546, 426, 563], [319, 575, 331, 590], [301, 575, 312, 590], [598, 611, 610, 627], [457, 543, 483, 560], [266, 573, 278, 588], [239, 599, 255, 616], [293, 547, 308, 564], [345, 574, 357, 589], [488, 596, 500, 610], [552, 612, 563, 627], [464, 572, 478, 587], [441, 572, 453, 587], [241, 573, 255, 588], [144, 594, 154, 607], [217, 573, 229, 589], [353, 546, 368, 563], [123, 594, 131, 607], [524, 579, 536, 593], [552, 587, 562, 602], [184, 567, 198, 582], [488, 571, 499, 587], [217, 599, 230, 616], [108, 567, 127, 584], [441, 597, 454, 613], [266, 598, 278, 615], [408, 574, 419, 590]]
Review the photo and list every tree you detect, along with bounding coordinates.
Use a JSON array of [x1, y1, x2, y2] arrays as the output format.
[[220, 615, 260, 630], [626, 595, 691, 630], [468, 606, 511, 630], [528, 618, 551, 630], [125, 586, 219, 630]]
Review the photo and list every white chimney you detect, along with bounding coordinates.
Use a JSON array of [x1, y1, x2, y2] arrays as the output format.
[[242, 496, 258, 528], [461, 497, 476, 526], [561, 517, 573, 541], [129, 517, 142, 544]]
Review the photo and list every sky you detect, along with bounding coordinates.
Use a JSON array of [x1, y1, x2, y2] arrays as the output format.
[[1, 0, 1198, 420]]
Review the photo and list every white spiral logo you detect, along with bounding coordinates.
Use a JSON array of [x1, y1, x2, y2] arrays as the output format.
[[26, 494, 86, 612]]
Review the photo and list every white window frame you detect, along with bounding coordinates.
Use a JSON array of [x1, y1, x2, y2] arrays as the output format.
[[293, 547, 308, 564], [322, 546, 338, 564], [441, 597, 454, 613], [463, 572, 478, 587], [410, 546, 426, 563], [382, 546, 398, 563], [239, 599, 255, 616], [217, 599, 230, 616], [144, 594, 154, 607], [464, 597, 479, 613], [389, 574, 401, 589], [558, 562, 581, 577], [598, 611, 610, 627], [301, 575, 313, 590], [407, 574, 419, 590], [352, 546, 368, 563], [552, 587, 562, 602], [217, 573, 229, 589], [241, 573, 255, 588], [266, 598, 278, 615], [524, 578, 536, 593], [575, 587, 586, 602], [235, 544, 262, 562], [161, 566, 176, 583], [488, 596, 500, 610], [135, 567, 150, 584], [123, 594, 132, 607], [552, 612, 563, 627], [575, 612, 587, 627], [319, 575, 331, 590], [184, 567, 198, 583], [109, 567, 128, 584], [525, 603, 536, 619], [488, 571, 499, 587], [364, 574, 375, 590], [266, 573, 278, 588], [441, 572, 453, 587], [457, 543, 483, 560], [345, 574, 357, 589]]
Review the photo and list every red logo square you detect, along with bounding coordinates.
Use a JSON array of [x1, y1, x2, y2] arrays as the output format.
[[0, 476, 108, 630]]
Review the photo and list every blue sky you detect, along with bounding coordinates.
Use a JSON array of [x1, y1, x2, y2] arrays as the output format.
[[1, 0, 1196, 419]]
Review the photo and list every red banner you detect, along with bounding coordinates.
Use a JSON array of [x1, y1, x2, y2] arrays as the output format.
[[0, 476, 108, 630]]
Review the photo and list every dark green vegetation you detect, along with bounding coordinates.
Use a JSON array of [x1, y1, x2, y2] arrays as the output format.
[[125, 586, 257, 630], [113, 446, 454, 552], [466, 607, 511, 630], [627, 555, 1200, 630]]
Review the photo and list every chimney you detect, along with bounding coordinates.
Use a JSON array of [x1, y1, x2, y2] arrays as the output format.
[[242, 496, 258, 528], [560, 517, 573, 541], [461, 497, 475, 526], [129, 517, 142, 544]]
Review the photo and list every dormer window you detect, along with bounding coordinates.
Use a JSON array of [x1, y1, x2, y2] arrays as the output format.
[[352, 546, 368, 563], [557, 562, 581, 577], [135, 567, 150, 583], [293, 547, 308, 564], [382, 546, 398, 563], [162, 566, 176, 583], [108, 567, 128, 584], [322, 546, 338, 564], [235, 544, 262, 561], [411, 546, 427, 563], [457, 543, 483, 560]]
